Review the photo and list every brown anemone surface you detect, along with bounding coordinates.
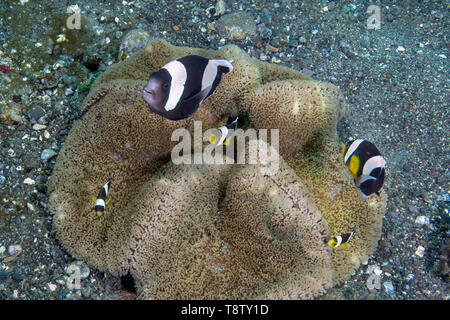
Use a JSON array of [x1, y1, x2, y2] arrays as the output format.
[[48, 39, 386, 299]]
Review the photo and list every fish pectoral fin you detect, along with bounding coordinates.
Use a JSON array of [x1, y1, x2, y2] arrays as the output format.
[[180, 86, 212, 118], [355, 175, 376, 187], [105, 198, 111, 205], [92, 196, 97, 204], [209, 135, 216, 145], [340, 243, 347, 249]]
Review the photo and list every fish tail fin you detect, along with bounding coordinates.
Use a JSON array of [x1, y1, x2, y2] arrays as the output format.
[[327, 239, 337, 247], [357, 188, 369, 200], [223, 136, 232, 146]]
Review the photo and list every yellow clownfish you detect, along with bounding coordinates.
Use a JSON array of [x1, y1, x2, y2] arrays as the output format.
[[328, 227, 356, 249], [92, 171, 112, 217], [209, 116, 240, 146]]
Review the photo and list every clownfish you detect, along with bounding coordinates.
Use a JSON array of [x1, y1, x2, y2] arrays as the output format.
[[208, 116, 240, 146], [342, 139, 386, 200], [142, 55, 234, 121], [327, 227, 356, 249], [92, 171, 112, 216]]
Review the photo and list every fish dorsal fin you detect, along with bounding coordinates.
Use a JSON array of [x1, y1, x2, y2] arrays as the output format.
[[180, 86, 212, 118], [210, 59, 234, 73]]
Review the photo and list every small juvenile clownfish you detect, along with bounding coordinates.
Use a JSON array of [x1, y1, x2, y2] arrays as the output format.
[[208, 116, 240, 146], [92, 171, 112, 217], [342, 139, 386, 200], [328, 228, 356, 249], [142, 55, 234, 121]]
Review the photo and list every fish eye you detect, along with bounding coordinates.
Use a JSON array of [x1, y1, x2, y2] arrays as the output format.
[[163, 82, 169, 89]]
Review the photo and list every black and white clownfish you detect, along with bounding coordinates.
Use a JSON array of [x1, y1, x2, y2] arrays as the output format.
[[327, 227, 356, 249], [142, 55, 234, 121], [208, 116, 241, 146], [92, 171, 112, 216], [342, 139, 386, 200]]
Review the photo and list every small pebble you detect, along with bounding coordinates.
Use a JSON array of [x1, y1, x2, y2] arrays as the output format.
[[383, 281, 395, 296], [415, 245, 425, 258], [81, 286, 92, 298], [27, 106, 46, 123], [379, 239, 389, 249], [0, 175, 5, 184], [66, 261, 90, 280], [41, 149, 57, 161], [37, 184, 48, 195], [215, 0, 226, 16], [23, 177, 36, 185], [8, 244, 22, 256], [266, 45, 279, 53], [414, 215, 429, 226], [32, 124, 47, 130], [26, 202, 35, 211], [56, 279, 66, 286], [64, 87, 74, 96], [62, 75, 76, 86], [420, 191, 433, 204], [47, 283, 57, 292], [215, 12, 256, 41]]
